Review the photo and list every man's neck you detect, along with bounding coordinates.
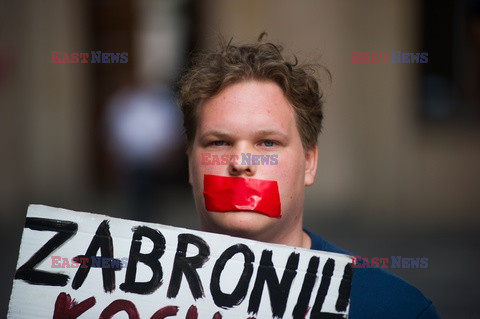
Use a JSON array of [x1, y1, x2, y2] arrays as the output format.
[[266, 229, 312, 249]]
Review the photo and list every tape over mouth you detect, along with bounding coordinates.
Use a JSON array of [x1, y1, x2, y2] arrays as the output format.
[[203, 174, 281, 218]]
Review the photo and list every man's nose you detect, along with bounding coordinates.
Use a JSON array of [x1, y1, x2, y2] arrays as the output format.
[[228, 143, 257, 177]]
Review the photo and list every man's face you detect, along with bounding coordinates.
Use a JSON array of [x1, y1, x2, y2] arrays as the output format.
[[188, 80, 317, 243]]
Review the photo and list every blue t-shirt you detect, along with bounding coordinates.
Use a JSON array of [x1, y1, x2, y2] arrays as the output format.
[[305, 229, 441, 318]]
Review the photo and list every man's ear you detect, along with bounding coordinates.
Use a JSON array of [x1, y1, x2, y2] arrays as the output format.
[[304, 145, 318, 186]]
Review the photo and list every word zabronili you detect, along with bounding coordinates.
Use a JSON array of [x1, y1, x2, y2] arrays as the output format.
[[10, 206, 353, 319]]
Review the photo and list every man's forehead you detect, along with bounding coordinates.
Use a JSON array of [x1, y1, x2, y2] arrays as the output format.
[[197, 83, 295, 128], [200, 81, 291, 110]]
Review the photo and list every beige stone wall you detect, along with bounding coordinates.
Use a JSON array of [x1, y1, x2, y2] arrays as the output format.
[[199, 0, 480, 225], [0, 0, 91, 221]]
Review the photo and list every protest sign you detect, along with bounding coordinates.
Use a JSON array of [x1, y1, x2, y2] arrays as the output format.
[[8, 205, 353, 318]]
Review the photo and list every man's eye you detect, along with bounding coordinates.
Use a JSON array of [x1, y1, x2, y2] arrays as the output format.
[[262, 140, 276, 147], [211, 141, 226, 146]]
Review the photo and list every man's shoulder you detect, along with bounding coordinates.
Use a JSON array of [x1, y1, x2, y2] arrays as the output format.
[[305, 229, 441, 319], [349, 264, 439, 318]]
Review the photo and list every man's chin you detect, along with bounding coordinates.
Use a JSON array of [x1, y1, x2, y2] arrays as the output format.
[[206, 210, 274, 239]]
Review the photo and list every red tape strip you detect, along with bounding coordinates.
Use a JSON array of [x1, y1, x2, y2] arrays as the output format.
[[203, 174, 282, 218]]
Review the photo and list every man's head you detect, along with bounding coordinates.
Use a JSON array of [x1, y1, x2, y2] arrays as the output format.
[[178, 35, 327, 247]]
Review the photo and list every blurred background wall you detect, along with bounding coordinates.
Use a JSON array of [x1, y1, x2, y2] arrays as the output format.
[[1, 0, 479, 317]]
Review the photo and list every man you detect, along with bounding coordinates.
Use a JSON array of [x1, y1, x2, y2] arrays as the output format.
[[177, 35, 440, 318]]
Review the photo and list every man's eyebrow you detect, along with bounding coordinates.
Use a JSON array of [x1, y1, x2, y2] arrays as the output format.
[[199, 130, 232, 139], [253, 130, 289, 140], [200, 129, 289, 140]]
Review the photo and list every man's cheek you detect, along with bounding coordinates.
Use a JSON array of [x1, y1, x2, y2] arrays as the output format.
[[198, 163, 226, 176]]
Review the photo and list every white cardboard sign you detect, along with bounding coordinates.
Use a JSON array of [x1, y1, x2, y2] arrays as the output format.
[[8, 205, 352, 318]]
